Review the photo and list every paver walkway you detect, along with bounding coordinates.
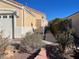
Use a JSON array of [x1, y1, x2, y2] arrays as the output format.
[[34, 48, 48, 59]]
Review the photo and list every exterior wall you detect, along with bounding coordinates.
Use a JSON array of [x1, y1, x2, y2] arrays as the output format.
[[0, 1, 23, 38], [24, 10, 36, 29], [0, 1, 48, 38], [23, 8, 48, 29], [0, 1, 38, 38], [67, 13, 79, 36], [19, 9, 36, 36], [41, 19, 48, 27], [41, 15, 48, 27], [30, 11, 46, 28]]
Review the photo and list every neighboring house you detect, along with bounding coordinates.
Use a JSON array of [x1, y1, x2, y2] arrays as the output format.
[[67, 11, 79, 36], [0, 0, 48, 39]]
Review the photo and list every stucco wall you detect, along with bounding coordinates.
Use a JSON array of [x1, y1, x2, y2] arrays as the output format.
[[67, 13, 79, 36], [23, 11, 36, 29], [0, 1, 26, 38], [0, 1, 23, 27], [0, 1, 47, 38]]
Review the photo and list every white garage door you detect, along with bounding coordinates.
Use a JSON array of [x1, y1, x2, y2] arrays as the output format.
[[0, 14, 13, 38]]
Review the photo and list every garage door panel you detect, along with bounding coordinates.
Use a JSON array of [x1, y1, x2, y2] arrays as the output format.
[[0, 15, 12, 38]]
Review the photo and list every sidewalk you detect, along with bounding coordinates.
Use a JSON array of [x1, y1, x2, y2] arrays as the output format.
[[45, 31, 57, 43]]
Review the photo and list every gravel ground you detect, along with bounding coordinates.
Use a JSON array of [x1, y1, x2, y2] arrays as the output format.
[[3, 53, 30, 59]]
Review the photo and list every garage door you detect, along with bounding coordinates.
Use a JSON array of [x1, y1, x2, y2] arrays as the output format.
[[0, 14, 13, 38]]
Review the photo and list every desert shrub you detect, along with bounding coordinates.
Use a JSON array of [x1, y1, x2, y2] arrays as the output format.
[[55, 30, 74, 53], [49, 18, 74, 53], [45, 45, 66, 59], [0, 31, 9, 59], [49, 18, 72, 36], [27, 45, 66, 59], [20, 31, 44, 53]]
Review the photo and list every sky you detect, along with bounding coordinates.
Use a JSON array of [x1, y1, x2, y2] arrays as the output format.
[[16, 0, 79, 21]]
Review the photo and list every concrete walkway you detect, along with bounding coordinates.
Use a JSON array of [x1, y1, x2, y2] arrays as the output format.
[[42, 40, 59, 46], [45, 32, 57, 43]]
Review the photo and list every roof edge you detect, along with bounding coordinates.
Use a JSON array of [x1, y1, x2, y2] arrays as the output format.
[[1, 0, 45, 17], [66, 11, 79, 18]]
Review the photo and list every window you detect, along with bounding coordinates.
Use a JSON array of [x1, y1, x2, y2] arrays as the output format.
[[9, 15, 12, 18], [3, 15, 7, 18], [0, 16, 1, 18]]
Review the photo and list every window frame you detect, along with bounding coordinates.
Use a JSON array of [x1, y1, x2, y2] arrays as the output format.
[[3, 15, 7, 18]]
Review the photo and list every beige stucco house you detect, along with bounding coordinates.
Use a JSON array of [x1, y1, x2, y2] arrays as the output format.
[[67, 11, 79, 36], [0, 0, 48, 39]]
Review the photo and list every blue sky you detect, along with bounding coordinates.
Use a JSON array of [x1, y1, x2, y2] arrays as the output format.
[[16, 0, 79, 20]]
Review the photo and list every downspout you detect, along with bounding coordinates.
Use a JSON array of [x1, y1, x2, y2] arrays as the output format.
[[12, 14, 14, 39], [22, 6, 25, 35], [23, 9, 24, 27]]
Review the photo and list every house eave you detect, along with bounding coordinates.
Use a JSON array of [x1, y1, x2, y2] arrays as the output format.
[[65, 11, 79, 18]]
